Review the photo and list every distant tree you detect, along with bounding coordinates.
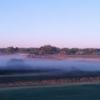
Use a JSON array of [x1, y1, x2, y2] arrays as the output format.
[[6, 47, 16, 54], [15, 47, 19, 52], [82, 48, 96, 55], [39, 45, 60, 55], [60, 48, 70, 55], [69, 48, 79, 55], [31, 48, 39, 55]]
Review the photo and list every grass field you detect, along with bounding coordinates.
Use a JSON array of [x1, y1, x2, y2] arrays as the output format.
[[0, 84, 100, 100]]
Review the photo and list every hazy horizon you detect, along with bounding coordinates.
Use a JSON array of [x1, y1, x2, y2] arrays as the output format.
[[0, 0, 100, 48], [0, 45, 100, 49]]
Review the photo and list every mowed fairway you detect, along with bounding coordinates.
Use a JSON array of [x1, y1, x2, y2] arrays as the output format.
[[0, 84, 100, 100]]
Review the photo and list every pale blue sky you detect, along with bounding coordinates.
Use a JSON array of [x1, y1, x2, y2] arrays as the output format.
[[0, 0, 100, 48]]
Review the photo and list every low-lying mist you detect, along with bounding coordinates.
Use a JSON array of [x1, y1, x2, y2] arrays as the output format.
[[0, 54, 100, 72]]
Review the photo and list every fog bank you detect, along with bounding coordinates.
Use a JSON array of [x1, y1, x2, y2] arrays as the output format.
[[0, 54, 100, 72]]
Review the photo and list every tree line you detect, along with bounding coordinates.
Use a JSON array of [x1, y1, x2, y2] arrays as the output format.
[[0, 45, 100, 55]]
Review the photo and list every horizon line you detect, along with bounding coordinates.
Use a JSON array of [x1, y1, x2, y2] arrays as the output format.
[[0, 45, 100, 49]]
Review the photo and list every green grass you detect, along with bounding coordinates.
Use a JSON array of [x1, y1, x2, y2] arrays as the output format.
[[0, 84, 100, 100]]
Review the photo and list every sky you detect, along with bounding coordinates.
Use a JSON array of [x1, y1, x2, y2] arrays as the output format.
[[0, 0, 100, 48]]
